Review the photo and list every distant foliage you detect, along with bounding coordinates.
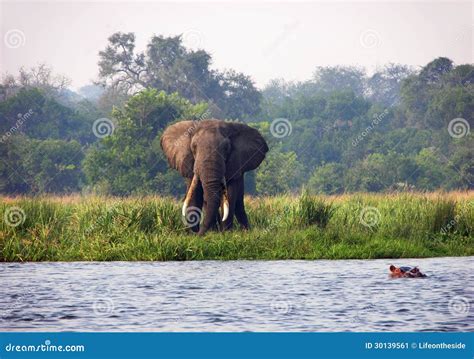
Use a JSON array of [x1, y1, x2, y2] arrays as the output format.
[[255, 149, 304, 195], [0, 137, 83, 193], [0, 55, 472, 195], [256, 57, 473, 194]]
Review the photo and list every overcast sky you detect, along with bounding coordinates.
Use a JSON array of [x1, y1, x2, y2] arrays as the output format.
[[1, 0, 472, 90]]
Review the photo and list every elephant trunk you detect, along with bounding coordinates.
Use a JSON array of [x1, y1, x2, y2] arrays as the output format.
[[199, 177, 226, 234], [182, 174, 229, 233]]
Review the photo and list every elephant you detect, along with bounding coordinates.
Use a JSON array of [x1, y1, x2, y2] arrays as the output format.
[[160, 119, 268, 235]]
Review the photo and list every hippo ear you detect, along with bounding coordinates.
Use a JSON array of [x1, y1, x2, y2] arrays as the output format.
[[389, 265, 396, 272], [160, 121, 197, 178]]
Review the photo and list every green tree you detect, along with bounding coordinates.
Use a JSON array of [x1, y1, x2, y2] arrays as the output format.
[[446, 142, 474, 189], [22, 139, 84, 193], [345, 153, 417, 192], [0, 136, 30, 193], [83, 89, 207, 195], [307, 163, 345, 194], [313, 66, 367, 97], [256, 150, 304, 195], [98, 32, 261, 119], [414, 148, 455, 190], [367, 64, 414, 106], [399, 57, 472, 129], [0, 136, 83, 193], [0, 88, 95, 144]]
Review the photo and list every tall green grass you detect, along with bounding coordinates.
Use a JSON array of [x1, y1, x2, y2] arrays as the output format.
[[1, 192, 472, 261]]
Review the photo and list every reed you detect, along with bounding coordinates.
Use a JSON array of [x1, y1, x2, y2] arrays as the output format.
[[1, 192, 473, 261]]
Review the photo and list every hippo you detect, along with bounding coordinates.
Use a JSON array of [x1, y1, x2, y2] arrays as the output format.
[[389, 265, 426, 278]]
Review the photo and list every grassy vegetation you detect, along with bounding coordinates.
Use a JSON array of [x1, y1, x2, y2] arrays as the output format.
[[1, 191, 473, 262]]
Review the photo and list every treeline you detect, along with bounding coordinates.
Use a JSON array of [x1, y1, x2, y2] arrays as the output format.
[[0, 33, 472, 196]]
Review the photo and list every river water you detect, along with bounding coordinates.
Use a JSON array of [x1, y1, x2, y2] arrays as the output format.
[[1, 257, 473, 332]]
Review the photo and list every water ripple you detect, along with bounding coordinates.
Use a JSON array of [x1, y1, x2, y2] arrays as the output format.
[[1, 257, 473, 331]]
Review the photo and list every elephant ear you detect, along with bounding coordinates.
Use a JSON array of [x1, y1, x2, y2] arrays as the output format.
[[225, 123, 269, 178], [160, 120, 197, 178]]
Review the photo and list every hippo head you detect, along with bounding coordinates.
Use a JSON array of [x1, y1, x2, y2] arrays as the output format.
[[389, 265, 426, 278]]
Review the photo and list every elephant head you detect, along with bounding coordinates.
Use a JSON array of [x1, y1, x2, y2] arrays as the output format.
[[160, 119, 268, 234]]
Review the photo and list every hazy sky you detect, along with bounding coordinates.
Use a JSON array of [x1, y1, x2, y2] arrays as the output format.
[[1, 1, 472, 90]]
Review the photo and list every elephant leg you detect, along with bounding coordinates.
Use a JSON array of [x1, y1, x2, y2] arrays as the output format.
[[223, 179, 238, 231], [234, 178, 249, 230]]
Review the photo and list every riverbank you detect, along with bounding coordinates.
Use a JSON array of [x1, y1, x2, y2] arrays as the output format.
[[1, 192, 473, 261]]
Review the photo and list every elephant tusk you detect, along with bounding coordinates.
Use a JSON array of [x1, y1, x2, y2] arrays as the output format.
[[182, 202, 188, 217], [182, 174, 199, 217], [221, 177, 229, 222], [222, 196, 229, 222]]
